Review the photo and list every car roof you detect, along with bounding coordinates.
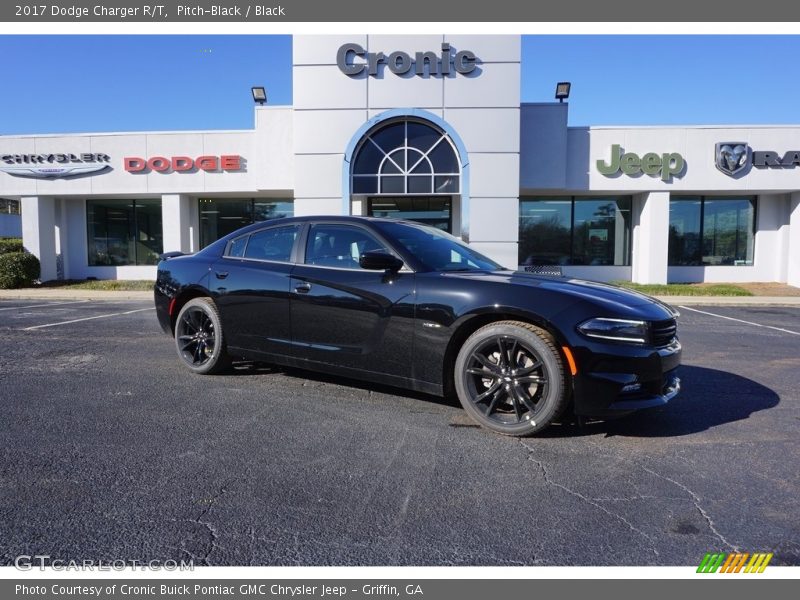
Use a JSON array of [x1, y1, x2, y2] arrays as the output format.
[[227, 215, 417, 237], [199, 215, 430, 258]]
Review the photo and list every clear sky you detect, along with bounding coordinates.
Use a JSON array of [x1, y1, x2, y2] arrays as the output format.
[[1, 34, 799, 135]]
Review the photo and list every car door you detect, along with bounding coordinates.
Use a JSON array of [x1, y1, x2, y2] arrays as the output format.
[[211, 223, 301, 356], [289, 222, 416, 381]]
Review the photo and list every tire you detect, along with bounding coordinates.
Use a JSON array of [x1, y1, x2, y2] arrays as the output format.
[[454, 320, 568, 436], [174, 297, 231, 375]]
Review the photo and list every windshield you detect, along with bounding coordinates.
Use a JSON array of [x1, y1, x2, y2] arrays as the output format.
[[376, 221, 502, 272]]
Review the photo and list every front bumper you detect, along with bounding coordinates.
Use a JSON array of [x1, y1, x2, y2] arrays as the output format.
[[569, 339, 682, 417]]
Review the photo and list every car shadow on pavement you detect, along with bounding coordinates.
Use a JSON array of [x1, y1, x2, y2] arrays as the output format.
[[225, 362, 780, 436], [546, 364, 781, 438], [227, 361, 461, 408]]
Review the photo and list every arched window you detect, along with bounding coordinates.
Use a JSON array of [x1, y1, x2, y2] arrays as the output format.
[[351, 119, 460, 195]]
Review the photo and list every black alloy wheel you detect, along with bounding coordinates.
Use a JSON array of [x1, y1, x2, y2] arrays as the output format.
[[174, 298, 231, 374], [454, 321, 568, 436]]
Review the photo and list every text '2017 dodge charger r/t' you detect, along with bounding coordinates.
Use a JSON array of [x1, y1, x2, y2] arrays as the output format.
[[154, 216, 681, 436]]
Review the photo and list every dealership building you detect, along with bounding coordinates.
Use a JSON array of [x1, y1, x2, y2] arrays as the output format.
[[2, 34, 799, 287]]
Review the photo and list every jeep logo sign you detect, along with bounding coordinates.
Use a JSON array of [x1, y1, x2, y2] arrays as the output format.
[[597, 144, 685, 182], [336, 43, 477, 77]]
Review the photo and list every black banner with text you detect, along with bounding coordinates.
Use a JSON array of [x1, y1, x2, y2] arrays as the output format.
[[1, 0, 799, 22]]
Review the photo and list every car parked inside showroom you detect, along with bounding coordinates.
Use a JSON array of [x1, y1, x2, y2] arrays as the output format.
[[154, 216, 681, 436]]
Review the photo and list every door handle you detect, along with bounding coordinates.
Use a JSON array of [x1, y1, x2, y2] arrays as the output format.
[[295, 282, 312, 294], [215, 271, 229, 279]]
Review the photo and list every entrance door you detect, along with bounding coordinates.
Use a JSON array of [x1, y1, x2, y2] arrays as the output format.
[[367, 196, 452, 232]]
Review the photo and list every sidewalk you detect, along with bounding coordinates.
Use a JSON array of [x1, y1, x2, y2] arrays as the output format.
[[1, 288, 800, 307]]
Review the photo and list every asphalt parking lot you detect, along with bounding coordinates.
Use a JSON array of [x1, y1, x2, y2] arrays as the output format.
[[0, 299, 798, 566]]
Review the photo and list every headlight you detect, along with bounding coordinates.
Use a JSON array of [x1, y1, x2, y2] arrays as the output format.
[[577, 318, 648, 344]]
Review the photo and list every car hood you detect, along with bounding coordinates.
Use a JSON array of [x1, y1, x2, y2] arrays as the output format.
[[443, 270, 676, 314]]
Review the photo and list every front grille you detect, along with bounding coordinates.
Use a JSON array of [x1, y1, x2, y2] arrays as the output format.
[[651, 318, 677, 347]]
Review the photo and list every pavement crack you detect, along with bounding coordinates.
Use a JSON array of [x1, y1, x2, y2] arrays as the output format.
[[188, 478, 236, 565], [639, 465, 739, 551], [247, 526, 257, 566], [519, 441, 660, 557], [591, 495, 685, 502]]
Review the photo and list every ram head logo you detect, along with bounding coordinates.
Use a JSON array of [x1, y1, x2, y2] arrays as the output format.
[[715, 142, 751, 177]]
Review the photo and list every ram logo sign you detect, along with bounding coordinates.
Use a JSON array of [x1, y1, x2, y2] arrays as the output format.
[[715, 142, 750, 177]]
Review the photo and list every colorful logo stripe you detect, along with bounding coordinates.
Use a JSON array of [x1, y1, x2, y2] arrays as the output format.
[[697, 552, 773, 573]]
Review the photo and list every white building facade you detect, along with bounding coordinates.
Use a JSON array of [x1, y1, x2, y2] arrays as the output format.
[[2, 34, 799, 287]]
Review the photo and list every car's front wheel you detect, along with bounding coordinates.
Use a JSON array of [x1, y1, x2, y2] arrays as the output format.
[[454, 321, 568, 436], [174, 297, 231, 374]]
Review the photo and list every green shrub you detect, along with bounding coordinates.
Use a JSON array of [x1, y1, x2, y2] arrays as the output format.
[[0, 238, 24, 255], [0, 251, 40, 289]]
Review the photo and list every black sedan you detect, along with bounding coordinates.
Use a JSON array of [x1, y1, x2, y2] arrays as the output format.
[[154, 216, 681, 436]]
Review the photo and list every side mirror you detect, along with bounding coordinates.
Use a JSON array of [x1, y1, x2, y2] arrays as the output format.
[[359, 250, 404, 272]]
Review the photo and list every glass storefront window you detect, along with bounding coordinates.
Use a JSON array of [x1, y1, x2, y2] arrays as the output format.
[[572, 197, 632, 266], [669, 196, 755, 266], [519, 197, 632, 266], [519, 198, 571, 266], [0, 198, 20, 215], [199, 198, 294, 248], [368, 197, 452, 231], [254, 199, 294, 222], [668, 198, 702, 265], [703, 198, 755, 266], [87, 199, 163, 266]]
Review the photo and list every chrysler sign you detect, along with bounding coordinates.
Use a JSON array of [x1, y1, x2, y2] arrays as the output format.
[[0, 153, 111, 179], [337, 43, 478, 77]]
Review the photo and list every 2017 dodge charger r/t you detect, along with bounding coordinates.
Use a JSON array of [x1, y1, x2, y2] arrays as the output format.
[[154, 216, 681, 436]]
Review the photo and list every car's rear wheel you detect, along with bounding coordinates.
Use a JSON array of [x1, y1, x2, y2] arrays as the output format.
[[174, 298, 231, 374], [454, 321, 568, 436]]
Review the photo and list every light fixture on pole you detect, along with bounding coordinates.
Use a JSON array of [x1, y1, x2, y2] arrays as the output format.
[[555, 82, 571, 103], [251, 87, 267, 105]]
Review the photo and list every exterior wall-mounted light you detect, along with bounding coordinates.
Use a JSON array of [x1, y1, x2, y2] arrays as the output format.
[[251, 87, 267, 105], [555, 82, 571, 103]]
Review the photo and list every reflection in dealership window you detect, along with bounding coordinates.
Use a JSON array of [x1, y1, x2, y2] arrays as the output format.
[[669, 196, 755, 266], [0, 198, 20, 215], [518, 197, 632, 266], [668, 199, 702, 265], [368, 196, 452, 232], [87, 199, 163, 266], [199, 198, 294, 248]]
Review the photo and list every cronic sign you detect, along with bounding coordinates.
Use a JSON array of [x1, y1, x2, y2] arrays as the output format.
[[336, 43, 478, 77]]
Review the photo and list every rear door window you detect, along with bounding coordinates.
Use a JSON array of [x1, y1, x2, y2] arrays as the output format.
[[243, 225, 299, 262]]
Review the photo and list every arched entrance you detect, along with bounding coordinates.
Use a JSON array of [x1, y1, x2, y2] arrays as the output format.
[[343, 110, 470, 238]]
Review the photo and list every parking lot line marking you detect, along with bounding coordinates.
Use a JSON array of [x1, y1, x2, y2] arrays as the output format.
[[22, 307, 155, 330], [0, 300, 90, 312], [678, 305, 800, 336]]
